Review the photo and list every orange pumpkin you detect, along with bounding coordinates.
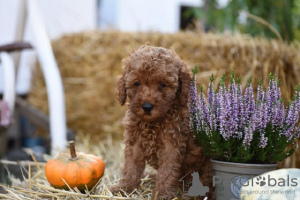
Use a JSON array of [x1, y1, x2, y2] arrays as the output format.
[[45, 141, 105, 192]]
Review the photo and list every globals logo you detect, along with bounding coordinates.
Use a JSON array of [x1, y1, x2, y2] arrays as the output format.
[[214, 175, 299, 199], [179, 172, 299, 199], [239, 175, 298, 187]]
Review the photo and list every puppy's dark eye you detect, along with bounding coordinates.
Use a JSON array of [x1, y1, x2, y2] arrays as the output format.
[[160, 83, 166, 88], [134, 82, 140, 87]]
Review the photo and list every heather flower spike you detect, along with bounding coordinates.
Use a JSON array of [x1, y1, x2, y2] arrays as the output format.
[[190, 71, 300, 164], [221, 73, 226, 84], [189, 67, 201, 133], [210, 73, 215, 82], [258, 77, 263, 85], [230, 71, 235, 84], [247, 77, 252, 86], [192, 64, 199, 76], [237, 76, 241, 84]]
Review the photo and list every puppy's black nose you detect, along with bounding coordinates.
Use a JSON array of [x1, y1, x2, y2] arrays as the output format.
[[142, 102, 154, 112]]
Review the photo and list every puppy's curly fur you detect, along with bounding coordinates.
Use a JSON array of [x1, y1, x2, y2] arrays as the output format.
[[112, 46, 214, 199]]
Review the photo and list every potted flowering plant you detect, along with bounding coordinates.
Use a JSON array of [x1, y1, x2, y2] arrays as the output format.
[[189, 67, 300, 199]]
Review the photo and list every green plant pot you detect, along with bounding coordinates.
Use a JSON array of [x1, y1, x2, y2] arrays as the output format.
[[211, 159, 277, 200]]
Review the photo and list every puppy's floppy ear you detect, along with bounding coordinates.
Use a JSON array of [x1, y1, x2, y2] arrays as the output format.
[[178, 62, 191, 107], [117, 56, 131, 105], [117, 74, 127, 105]]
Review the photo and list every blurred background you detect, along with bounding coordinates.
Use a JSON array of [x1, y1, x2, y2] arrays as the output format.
[[0, 0, 300, 189]]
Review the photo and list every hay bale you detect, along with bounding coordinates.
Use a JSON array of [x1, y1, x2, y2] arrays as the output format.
[[28, 31, 300, 166]]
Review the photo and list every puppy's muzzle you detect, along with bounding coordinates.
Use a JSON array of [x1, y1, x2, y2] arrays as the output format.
[[142, 102, 154, 113]]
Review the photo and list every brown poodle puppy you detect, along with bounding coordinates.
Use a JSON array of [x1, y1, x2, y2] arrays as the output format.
[[111, 45, 214, 199]]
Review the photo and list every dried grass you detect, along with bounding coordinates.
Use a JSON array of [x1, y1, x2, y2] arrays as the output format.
[[0, 133, 158, 199], [27, 30, 300, 168]]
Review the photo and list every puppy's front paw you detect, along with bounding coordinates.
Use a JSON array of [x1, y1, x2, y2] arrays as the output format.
[[109, 185, 136, 196], [152, 190, 177, 200], [109, 185, 122, 195]]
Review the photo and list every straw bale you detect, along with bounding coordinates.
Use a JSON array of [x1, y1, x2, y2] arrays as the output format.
[[27, 31, 300, 167]]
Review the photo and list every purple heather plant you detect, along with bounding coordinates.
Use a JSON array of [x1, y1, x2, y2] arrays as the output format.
[[190, 69, 300, 164]]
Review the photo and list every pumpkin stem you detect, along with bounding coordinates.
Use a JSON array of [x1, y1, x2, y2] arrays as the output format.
[[69, 141, 78, 160]]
